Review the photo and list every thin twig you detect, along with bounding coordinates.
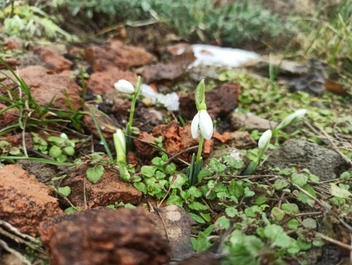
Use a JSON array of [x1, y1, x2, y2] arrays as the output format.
[[0, 221, 47, 256], [166, 145, 198, 165], [314, 122, 352, 166], [294, 184, 352, 233], [0, 239, 31, 265], [205, 175, 220, 197], [158, 173, 177, 208], [315, 232, 352, 252]]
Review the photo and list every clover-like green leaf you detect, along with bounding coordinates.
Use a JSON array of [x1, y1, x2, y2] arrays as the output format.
[[330, 183, 351, 199], [63, 146, 75, 156], [58, 186, 71, 197], [287, 219, 299, 230], [281, 203, 299, 214], [49, 145, 62, 158], [86, 165, 104, 183], [273, 178, 289, 190], [264, 224, 293, 248], [291, 173, 308, 187], [271, 207, 285, 221], [302, 218, 317, 229], [141, 165, 157, 178]]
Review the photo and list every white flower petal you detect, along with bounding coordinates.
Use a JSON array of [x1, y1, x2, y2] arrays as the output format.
[[199, 110, 213, 140], [295, 109, 307, 119], [258, 129, 272, 149], [114, 79, 135, 94], [191, 113, 200, 139], [276, 109, 307, 130], [60, 133, 68, 140]]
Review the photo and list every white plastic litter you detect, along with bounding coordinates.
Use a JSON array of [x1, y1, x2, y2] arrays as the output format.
[[191, 44, 259, 68], [140, 84, 180, 111]]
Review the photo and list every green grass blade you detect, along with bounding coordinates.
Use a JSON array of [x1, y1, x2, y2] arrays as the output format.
[[0, 156, 73, 166], [89, 107, 113, 160]]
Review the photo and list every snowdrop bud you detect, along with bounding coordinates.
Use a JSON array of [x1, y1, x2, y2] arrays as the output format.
[[258, 129, 272, 149], [295, 109, 307, 119], [114, 80, 135, 94], [276, 109, 307, 130], [60, 133, 68, 140], [114, 129, 126, 154], [191, 110, 213, 140]]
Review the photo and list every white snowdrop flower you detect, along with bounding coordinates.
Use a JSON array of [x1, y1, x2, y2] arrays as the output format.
[[258, 129, 272, 149], [276, 109, 307, 130], [191, 110, 213, 140], [114, 80, 135, 94]]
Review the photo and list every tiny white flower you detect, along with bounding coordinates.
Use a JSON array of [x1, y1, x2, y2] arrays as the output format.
[[258, 129, 272, 149], [191, 110, 213, 140], [276, 109, 307, 130], [114, 79, 135, 94], [60, 133, 68, 140]]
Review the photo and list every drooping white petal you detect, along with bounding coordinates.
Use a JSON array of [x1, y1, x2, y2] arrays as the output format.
[[199, 110, 213, 140], [114, 79, 135, 94], [258, 129, 272, 149], [191, 113, 200, 139]]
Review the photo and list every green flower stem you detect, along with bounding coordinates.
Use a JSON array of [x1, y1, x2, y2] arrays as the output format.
[[196, 134, 204, 163], [126, 76, 141, 150]]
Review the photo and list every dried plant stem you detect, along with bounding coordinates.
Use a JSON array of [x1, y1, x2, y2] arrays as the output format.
[[315, 232, 352, 252]]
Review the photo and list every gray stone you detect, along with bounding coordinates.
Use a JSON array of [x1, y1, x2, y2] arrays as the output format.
[[229, 113, 278, 132], [265, 139, 350, 180]]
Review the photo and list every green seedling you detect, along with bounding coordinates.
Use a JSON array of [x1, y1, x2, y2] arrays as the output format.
[[82, 152, 106, 183], [86, 164, 105, 183], [32, 132, 78, 163], [114, 77, 141, 151], [243, 109, 307, 175], [47, 133, 77, 162], [135, 153, 177, 199], [0, 140, 22, 163]]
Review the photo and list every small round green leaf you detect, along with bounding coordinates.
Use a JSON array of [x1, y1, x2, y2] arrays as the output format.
[[330, 183, 351, 199], [302, 218, 317, 229], [271, 207, 285, 221], [57, 154, 68, 163], [134, 182, 147, 194], [281, 203, 299, 213], [273, 178, 290, 190], [86, 165, 104, 183], [49, 145, 62, 158], [58, 186, 71, 197], [63, 146, 75, 156], [291, 173, 308, 187], [287, 219, 299, 230]]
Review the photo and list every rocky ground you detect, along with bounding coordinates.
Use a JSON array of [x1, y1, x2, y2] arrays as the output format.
[[0, 30, 351, 265]]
